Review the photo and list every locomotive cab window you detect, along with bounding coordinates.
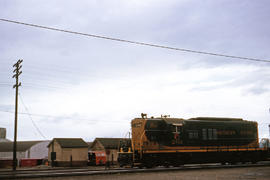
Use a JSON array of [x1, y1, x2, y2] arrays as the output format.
[[202, 129, 207, 140], [172, 123, 182, 132], [172, 126, 182, 133], [213, 129, 217, 140], [202, 128, 218, 140], [208, 129, 213, 140], [188, 130, 199, 139]]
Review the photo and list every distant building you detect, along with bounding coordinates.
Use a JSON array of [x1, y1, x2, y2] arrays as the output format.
[[47, 138, 88, 167], [87, 142, 93, 151], [0, 138, 11, 143], [259, 138, 270, 148], [0, 128, 6, 139], [90, 138, 130, 163], [0, 128, 11, 142], [0, 141, 50, 162]]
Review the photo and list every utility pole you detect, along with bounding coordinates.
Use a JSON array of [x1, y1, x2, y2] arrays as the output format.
[[269, 108, 270, 139], [269, 124, 270, 139], [12, 59, 23, 171]]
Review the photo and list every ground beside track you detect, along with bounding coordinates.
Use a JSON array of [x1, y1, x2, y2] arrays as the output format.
[[18, 166, 270, 180]]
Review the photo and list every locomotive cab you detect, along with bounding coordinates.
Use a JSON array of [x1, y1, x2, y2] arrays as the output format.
[[144, 119, 184, 146]]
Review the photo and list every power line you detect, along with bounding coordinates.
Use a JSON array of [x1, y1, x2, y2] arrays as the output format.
[[0, 83, 66, 90], [1, 109, 269, 126], [0, 83, 13, 87], [18, 93, 47, 140], [1, 18, 270, 63], [0, 109, 124, 123], [0, 109, 59, 118], [1, 109, 74, 120]]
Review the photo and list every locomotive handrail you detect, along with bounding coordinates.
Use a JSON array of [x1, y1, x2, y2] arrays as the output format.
[[140, 131, 146, 159], [132, 137, 135, 163]]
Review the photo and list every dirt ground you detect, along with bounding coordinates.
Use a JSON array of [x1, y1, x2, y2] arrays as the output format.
[[20, 166, 270, 180]]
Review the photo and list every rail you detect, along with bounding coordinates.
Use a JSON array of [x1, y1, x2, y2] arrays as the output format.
[[0, 161, 269, 179]]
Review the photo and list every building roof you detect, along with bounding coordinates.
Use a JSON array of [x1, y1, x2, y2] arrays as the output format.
[[0, 138, 11, 142], [49, 138, 88, 148], [92, 138, 130, 149], [87, 142, 93, 150], [0, 141, 43, 152]]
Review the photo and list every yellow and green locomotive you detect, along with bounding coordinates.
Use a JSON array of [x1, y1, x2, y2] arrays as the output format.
[[118, 114, 269, 167]]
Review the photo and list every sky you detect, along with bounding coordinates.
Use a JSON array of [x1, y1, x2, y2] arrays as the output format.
[[0, 0, 270, 142]]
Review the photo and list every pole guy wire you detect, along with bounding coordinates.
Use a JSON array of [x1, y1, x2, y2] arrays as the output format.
[[18, 93, 47, 139], [1, 18, 270, 63]]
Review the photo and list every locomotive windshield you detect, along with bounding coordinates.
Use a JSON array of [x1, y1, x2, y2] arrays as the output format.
[[144, 119, 168, 143], [144, 119, 184, 145]]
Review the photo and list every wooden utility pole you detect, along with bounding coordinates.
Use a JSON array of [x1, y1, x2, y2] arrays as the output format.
[[12, 59, 23, 171]]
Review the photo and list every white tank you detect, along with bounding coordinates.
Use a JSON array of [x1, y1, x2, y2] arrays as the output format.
[[0, 128, 6, 139]]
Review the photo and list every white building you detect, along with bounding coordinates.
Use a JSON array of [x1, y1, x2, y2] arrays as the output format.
[[0, 127, 11, 142], [0, 141, 50, 160]]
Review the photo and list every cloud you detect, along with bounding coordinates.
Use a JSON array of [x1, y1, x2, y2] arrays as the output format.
[[188, 65, 270, 95]]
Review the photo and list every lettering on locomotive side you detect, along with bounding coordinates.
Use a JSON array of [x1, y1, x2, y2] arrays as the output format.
[[217, 130, 236, 135]]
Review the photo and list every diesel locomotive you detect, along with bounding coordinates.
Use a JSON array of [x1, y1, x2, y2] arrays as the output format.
[[118, 114, 269, 167]]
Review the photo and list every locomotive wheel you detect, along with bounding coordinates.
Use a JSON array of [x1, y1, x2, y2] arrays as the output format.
[[251, 160, 258, 164], [164, 162, 170, 168]]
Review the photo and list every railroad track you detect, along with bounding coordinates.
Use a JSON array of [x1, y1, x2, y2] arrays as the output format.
[[0, 161, 270, 179]]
